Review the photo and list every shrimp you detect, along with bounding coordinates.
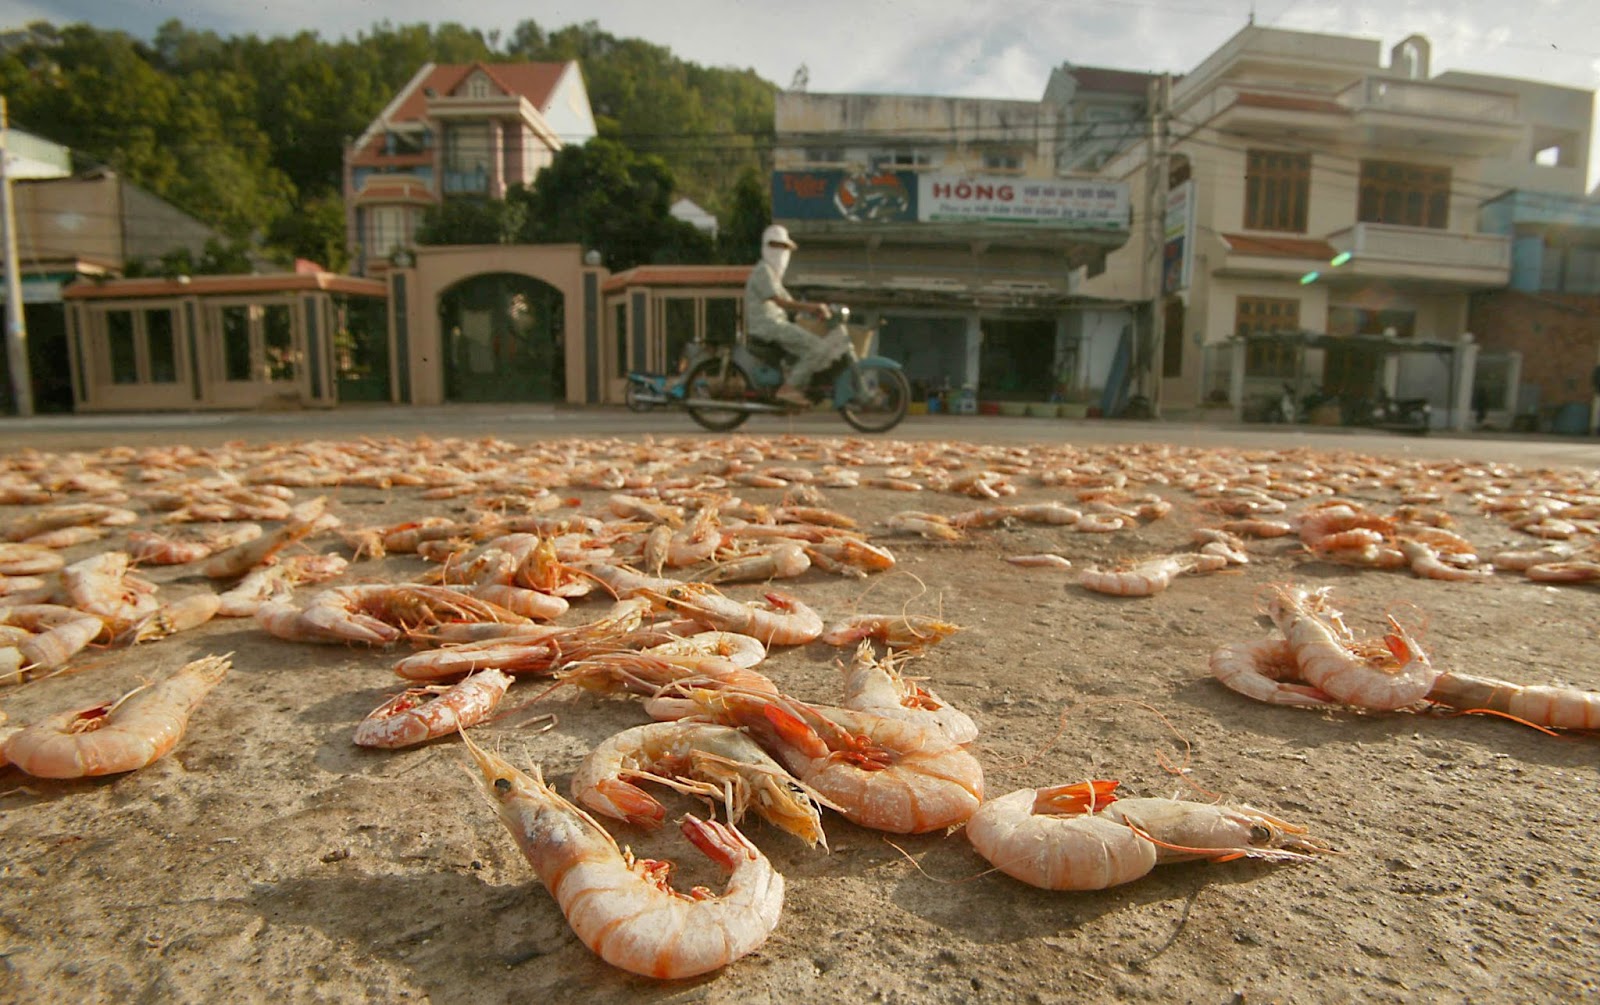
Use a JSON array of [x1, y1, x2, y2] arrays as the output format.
[[1221, 518, 1294, 538], [670, 689, 984, 834], [1071, 512, 1125, 533], [201, 500, 325, 579], [1267, 585, 1437, 710], [702, 542, 810, 584], [641, 585, 823, 646], [1426, 672, 1600, 730], [1, 654, 230, 778], [116, 593, 222, 645], [839, 640, 977, 744], [1398, 539, 1493, 582], [1209, 638, 1334, 707], [353, 668, 513, 748], [0, 542, 65, 576], [215, 564, 297, 618], [571, 721, 829, 847], [802, 538, 895, 578], [1005, 553, 1073, 570], [966, 781, 1155, 890], [60, 551, 158, 626], [462, 735, 784, 980], [819, 613, 963, 650], [1079, 556, 1185, 597], [573, 561, 681, 599], [128, 525, 263, 566], [2, 604, 105, 680], [559, 651, 778, 699], [1098, 797, 1330, 864], [644, 630, 767, 669], [293, 584, 529, 645], [884, 511, 961, 541], [1524, 560, 1600, 584]]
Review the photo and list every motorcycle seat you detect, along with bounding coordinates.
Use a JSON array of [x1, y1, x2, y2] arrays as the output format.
[[745, 338, 789, 369]]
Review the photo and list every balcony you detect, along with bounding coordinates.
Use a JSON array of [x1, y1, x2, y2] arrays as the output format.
[[1335, 78, 1521, 155], [1325, 222, 1510, 288]]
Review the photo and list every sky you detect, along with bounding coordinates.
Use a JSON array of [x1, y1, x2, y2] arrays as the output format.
[[13, 0, 1600, 188]]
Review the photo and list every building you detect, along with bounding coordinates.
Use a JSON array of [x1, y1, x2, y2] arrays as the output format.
[[1075, 25, 1597, 430], [342, 61, 597, 276], [770, 90, 1132, 406], [60, 270, 388, 412], [669, 198, 719, 238], [0, 130, 229, 414]]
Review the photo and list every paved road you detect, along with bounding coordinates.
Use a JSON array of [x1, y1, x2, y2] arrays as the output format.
[[3, 405, 1598, 468]]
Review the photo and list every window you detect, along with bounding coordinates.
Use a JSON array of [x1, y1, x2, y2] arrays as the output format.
[[1358, 160, 1449, 229], [878, 150, 935, 169], [368, 207, 408, 258], [466, 73, 491, 99], [263, 305, 295, 380], [1237, 296, 1300, 378], [218, 303, 296, 383], [1244, 150, 1309, 233], [103, 308, 179, 385], [222, 306, 253, 381], [145, 308, 177, 383], [614, 304, 628, 378], [444, 123, 490, 193], [106, 310, 138, 384], [662, 298, 696, 373], [805, 148, 843, 164], [983, 152, 1023, 172]]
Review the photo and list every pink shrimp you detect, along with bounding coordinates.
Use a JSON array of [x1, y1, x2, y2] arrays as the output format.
[[1209, 638, 1335, 707], [1426, 671, 1600, 730], [1079, 556, 1185, 597], [1267, 585, 1437, 710], [353, 668, 513, 748]]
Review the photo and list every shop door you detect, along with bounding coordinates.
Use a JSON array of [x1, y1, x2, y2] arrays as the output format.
[[978, 318, 1056, 400]]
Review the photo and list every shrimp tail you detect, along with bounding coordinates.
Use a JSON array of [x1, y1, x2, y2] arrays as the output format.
[[761, 703, 830, 758], [593, 777, 669, 827], [680, 814, 756, 870], [1033, 779, 1121, 815]]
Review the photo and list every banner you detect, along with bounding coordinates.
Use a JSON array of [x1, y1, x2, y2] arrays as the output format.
[[917, 175, 1128, 229], [771, 171, 917, 223], [1163, 179, 1196, 295]]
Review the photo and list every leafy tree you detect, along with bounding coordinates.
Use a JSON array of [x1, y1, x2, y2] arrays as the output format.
[[516, 138, 713, 270], [415, 197, 526, 246], [717, 165, 771, 264]]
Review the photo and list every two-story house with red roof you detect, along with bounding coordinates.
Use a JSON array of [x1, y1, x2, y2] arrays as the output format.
[[342, 61, 596, 276]]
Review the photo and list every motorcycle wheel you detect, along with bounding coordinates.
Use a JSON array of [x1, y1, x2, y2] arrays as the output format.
[[624, 381, 653, 413], [837, 363, 910, 434], [683, 358, 753, 432]]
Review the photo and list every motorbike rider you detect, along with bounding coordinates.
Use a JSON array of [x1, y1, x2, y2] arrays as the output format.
[[744, 224, 851, 407]]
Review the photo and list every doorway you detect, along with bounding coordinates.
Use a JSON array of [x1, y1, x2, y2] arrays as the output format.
[[439, 273, 565, 402]]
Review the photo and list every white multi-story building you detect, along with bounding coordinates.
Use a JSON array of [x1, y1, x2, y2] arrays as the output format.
[[1075, 25, 1594, 427]]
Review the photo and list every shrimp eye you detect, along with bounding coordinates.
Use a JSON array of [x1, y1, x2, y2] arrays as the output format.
[[1249, 824, 1272, 845], [494, 777, 512, 793]]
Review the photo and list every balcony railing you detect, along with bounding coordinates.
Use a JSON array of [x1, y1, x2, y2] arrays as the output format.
[[1337, 78, 1517, 123], [1327, 223, 1510, 271]]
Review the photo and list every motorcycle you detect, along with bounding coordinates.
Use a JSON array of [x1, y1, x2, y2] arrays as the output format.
[[682, 306, 911, 434], [624, 343, 715, 412]]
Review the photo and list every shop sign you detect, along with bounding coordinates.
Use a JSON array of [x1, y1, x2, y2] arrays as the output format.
[[917, 176, 1128, 229]]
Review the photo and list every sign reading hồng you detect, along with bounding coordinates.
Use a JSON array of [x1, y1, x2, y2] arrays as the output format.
[[916, 175, 1128, 229]]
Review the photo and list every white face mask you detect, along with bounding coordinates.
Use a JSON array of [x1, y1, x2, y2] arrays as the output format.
[[763, 245, 791, 277]]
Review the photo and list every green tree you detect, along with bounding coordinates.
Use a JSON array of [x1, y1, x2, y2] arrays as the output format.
[[415, 197, 526, 246], [718, 165, 771, 264], [517, 138, 712, 270]]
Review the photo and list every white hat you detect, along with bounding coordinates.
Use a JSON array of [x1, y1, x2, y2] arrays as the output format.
[[762, 224, 798, 249]]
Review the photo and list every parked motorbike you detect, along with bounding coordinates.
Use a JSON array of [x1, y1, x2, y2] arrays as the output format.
[[623, 343, 715, 412], [1341, 389, 1432, 434], [682, 306, 910, 433]]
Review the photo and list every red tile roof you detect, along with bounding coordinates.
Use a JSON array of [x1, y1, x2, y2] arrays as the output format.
[[1221, 233, 1338, 259], [603, 266, 751, 293], [388, 62, 568, 124], [350, 61, 572, 167], [1232, 91, 1348, 116]]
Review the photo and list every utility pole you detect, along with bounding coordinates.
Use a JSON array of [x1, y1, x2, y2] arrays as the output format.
[[1, 96, 33, 417], [1136, 74, 1171, 417]]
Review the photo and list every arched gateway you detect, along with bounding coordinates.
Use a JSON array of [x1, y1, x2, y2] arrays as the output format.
[[439, 272, 564, 401]]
